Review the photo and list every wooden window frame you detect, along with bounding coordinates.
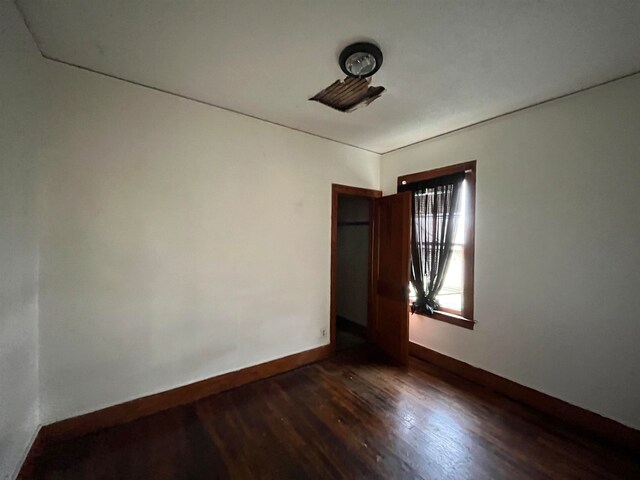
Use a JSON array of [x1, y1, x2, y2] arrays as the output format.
[[398, 161, 476, 330]]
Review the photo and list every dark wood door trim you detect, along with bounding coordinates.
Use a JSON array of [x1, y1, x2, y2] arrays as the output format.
[[330, 184, 382, 353]]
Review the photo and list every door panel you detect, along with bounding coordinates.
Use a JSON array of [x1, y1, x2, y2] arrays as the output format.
[[372, 192, 411, 365]]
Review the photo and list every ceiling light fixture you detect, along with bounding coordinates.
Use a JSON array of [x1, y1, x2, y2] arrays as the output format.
[[339, 42, 383, 78], [309, 41, 385, 112]]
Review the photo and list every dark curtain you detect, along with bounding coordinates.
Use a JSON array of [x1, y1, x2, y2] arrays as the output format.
[[401, 172, 464, 315]]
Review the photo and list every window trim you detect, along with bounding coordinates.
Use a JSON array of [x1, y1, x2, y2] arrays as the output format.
[[398, 160, 476, 329]]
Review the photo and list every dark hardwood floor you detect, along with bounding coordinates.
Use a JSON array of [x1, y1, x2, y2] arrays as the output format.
[[29, 348, 640, 479]]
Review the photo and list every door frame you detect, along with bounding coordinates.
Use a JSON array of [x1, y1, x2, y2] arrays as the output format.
[[330, 184, 382, 354]]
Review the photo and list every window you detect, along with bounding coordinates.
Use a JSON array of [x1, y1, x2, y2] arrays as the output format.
[[398, 161, 476, 329]]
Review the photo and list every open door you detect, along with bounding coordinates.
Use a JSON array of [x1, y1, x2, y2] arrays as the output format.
[[371, 192, 411, 365]]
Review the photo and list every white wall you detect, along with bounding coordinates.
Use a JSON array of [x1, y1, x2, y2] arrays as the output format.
[[381, 74, 640, 429], [37, 60, 380, 423], [336, 196, 370, 327], [3, 1, 639, 464], [0, 2, 42, 478]]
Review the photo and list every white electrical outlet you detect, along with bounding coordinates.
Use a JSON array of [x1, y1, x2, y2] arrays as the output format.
[[321, 328, 327, 338]]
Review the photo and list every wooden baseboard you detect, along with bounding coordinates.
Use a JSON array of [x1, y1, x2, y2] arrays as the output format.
[[40, 344, 332, 445], [16, 427, 45, 480], [409, 342, 640, 453]]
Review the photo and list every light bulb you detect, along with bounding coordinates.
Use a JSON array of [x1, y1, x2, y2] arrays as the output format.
[[345, 52, 377, 77]]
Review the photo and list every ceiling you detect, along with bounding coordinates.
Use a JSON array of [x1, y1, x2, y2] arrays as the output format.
[[17, 0, 640, 154]]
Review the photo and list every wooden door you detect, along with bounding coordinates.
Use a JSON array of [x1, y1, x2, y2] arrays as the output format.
[[371, 192, 411, 365]]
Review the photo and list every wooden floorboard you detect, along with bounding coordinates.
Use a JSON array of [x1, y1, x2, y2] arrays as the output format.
[[28, 347, 640, 479]]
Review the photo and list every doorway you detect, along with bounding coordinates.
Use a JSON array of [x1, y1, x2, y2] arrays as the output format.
[[330, 184, 380, 352], [330, 184, 411, 364]]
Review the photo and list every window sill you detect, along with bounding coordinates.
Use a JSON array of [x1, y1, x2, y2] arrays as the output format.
[[412, 309, 475, 330]]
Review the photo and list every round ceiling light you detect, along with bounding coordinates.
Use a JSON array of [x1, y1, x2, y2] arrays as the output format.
[[339, 42, 383, 78]]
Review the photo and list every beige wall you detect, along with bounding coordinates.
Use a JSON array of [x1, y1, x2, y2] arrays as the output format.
[[381, 74, 640, 429], [0, 2, 42, 478], [37, 59, 380, 423], [3, 3, 640, 473]]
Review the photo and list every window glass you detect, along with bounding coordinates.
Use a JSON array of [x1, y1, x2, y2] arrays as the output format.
[[407, 181, 466, 313], [436, 181, 465, 312]]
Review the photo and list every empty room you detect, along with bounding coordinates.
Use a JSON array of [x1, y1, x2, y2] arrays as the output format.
[[2, 1, 640, 478]]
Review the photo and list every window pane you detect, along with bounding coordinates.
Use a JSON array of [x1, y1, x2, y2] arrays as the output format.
[[435, 180, 466, 313], [436, 246, 463, 311], [453, 181, 466, 245]]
